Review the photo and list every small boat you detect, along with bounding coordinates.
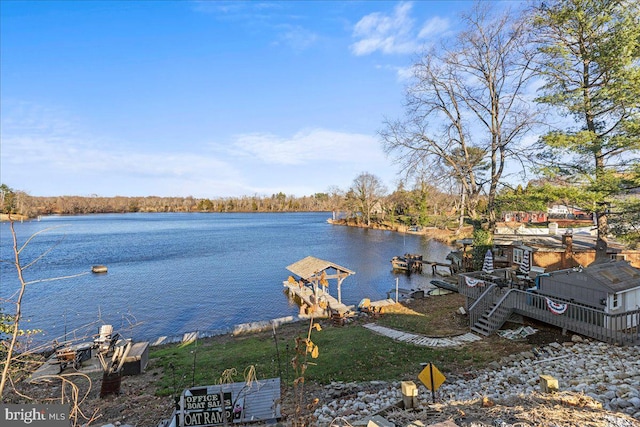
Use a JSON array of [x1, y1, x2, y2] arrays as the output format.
[[387, 288, 425, 300], [429, 279, 458, 293], [92, 265, 108, 274], [428, 287, 453, 296], [391, 256, 409, 271], [391, 254, 423, 274]]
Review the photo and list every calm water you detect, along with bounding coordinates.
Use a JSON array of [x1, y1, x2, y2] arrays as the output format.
[[0, 212, 451, 344]]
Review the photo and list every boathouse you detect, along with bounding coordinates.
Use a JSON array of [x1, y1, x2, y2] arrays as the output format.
[[284, 256, 355, 316]]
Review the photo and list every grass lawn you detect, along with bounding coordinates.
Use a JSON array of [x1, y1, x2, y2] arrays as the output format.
[[149, 293, 532, 396]]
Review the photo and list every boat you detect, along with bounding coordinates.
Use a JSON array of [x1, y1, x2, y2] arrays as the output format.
[[391, 256, 409, 271], [386, 288, 425, 300], [428, 288, 453, 296], [429, 279, 458, 293], [92, 265, 108, 274], [391, 254, 423, 273]]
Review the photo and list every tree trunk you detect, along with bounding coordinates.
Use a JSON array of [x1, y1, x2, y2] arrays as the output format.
[[458, 190, 466, 232], [595, 209, 609, 262]]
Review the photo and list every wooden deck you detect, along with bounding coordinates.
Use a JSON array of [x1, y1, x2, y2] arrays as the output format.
[[283, 282, 354, 317], [458, 269, 640, 346]]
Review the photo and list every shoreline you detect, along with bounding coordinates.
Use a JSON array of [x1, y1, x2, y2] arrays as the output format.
[[148, 315, 300, 347], [327, 217, 466, 244]]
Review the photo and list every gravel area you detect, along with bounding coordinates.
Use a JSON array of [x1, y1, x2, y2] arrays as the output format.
[[314, 338, 640, 426]]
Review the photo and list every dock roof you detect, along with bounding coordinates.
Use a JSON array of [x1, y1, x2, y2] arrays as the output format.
[[286, 256, 355, 280]]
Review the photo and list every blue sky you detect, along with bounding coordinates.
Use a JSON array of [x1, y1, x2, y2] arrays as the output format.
[[2, 1, 484, 198]]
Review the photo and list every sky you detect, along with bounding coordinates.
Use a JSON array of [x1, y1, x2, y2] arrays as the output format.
[[2, 0, 488, 199]]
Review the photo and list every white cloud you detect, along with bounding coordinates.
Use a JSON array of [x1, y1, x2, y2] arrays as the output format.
[[0, 101, 244, 197], [350, 2, 450, 57], [350, 2, 417, 56], [417, 16, 449, 40], [376, 64, 415, 82], [1, 101, 396, 197], [229, 129, 383, 166]]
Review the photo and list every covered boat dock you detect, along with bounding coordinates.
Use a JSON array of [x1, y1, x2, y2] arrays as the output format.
[[284, 256, 355, 317]]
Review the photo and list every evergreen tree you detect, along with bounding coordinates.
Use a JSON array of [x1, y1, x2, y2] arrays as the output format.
[[533, 0, 640, 258]]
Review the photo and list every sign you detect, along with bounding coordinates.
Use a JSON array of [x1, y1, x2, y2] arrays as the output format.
[[418, 363, 446, 391], [181, 389, 238, 426], [178, 378, 281, 426], [418, 363, 446, 404]]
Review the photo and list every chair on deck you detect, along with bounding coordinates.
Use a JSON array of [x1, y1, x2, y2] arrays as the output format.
[[508, 269, 528, 290]]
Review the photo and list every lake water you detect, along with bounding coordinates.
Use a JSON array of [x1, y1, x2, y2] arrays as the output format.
[[0, 212, 451, 344]]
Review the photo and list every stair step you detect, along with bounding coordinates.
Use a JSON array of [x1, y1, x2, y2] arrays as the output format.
[[471, 326, 491, 336]]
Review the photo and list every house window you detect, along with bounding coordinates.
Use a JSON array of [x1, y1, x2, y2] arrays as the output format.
[[610, 254, 626, 261], [612, 293, 619, 309], [513, 248, 524, 264]]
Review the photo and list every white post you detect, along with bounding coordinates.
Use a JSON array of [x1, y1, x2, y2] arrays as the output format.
[[395, 278, 399, 303]]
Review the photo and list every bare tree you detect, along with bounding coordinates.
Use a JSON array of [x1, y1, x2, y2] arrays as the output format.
[[0, 219, 89, 397], [347, 172, 387, 227], [381, 3, 539, 231]]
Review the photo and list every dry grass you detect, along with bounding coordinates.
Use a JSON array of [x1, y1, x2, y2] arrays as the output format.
[[378, 293, 469, 336]]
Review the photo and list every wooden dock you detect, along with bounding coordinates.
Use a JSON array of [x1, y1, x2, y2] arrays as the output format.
[[423, 260, 453, 276], [283, 282, 354, 317]]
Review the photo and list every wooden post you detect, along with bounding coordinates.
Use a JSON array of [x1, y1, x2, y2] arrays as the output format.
[[337, 277, 342, 304]]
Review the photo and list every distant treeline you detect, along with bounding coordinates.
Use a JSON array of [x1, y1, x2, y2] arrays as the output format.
[[0, 182, 463, 231], [5, 191, 344, 216]]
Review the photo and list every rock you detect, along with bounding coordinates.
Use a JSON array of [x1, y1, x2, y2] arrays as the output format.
[[312, 340, 640, 424], [571, 334, 583, 342], [507, 375, 523, 385], [488, 361, 501, 370], [617, 399, 632, 409], [605, 390, 617, 400], [317, 414, 332, 425], [520, 351, 535, 360]]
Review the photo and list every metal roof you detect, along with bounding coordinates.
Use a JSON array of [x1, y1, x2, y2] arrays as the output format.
[[544, 260, 640, 293], [179, 378, 281, 425], [286, 256, 355, 280]]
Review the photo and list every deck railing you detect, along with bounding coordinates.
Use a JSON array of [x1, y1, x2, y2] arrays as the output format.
[[459, 270, 640, 345], [485, 289, 640, 345], [466, 283, 500, 327]]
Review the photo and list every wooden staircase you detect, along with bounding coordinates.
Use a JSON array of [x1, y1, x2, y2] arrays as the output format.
[[471, 301, 514, 336], [459, 270, 640, 345]]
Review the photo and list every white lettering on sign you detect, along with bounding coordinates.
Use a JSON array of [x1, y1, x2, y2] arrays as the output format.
[[184, 394, 225, 410], [183, 409, 232, 426]]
